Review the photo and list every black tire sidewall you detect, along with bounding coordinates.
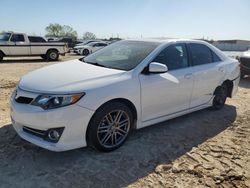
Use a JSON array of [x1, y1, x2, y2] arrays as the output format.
[[212, 84, 227, 110], [82, 49, 89, 56], [87, 102, 133, 152]]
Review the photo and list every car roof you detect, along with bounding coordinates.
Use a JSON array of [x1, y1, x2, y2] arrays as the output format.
[[123, 38, 229, 61], [88, 41, 106, 45], [124, 38, 208, 44]]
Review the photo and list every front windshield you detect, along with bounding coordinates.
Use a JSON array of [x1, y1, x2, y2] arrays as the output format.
[[0, 33, 11, 41], [87, 42, 97, 47], [83, 40, 160, 71]]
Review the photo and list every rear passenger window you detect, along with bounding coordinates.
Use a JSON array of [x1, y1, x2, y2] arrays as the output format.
[[153, 43, 189, 70], [28, 36, 46, 43], [189, 43, 212, 65]]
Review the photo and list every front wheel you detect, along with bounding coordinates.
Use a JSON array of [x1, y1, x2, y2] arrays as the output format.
[[212, 84, 228, 110], [87, 102, 133, 152]]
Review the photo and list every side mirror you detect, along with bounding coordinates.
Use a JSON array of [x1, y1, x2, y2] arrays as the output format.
[[148, 62, 168, 73]]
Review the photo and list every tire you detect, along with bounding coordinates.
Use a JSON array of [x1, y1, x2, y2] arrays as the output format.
[[46, 50, 59, 61], [82, 49, 90, 56], [0, 52, 3, 62], [212, 84, 228, 110], [87, 102, 133, 152]]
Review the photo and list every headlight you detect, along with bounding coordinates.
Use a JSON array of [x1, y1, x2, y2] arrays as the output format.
[[31, 93, 85, 110]]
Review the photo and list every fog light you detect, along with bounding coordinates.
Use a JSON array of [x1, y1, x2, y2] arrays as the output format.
[[46, 127, 64, 143], [48, 130, 60, 141]]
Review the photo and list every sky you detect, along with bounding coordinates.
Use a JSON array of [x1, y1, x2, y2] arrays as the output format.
[[1, 0, 250, 40]]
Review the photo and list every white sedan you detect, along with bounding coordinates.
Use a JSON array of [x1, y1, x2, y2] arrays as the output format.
[[73, 41, 108, 56], [10, 39, 240, 152]]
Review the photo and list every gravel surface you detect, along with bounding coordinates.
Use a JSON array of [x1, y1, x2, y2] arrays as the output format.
[[0, 55, 249, 188]]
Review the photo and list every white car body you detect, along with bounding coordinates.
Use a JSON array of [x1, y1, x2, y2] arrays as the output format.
[[73, 42, 107, 55], [0, 32, 67, 59], [10, 39, 240, 151]]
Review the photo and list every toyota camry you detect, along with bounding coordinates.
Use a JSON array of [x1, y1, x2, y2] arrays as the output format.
[[10, 39, 240, 152]]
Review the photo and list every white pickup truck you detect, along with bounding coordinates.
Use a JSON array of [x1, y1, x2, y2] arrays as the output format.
[[0, 32, 67, 61]]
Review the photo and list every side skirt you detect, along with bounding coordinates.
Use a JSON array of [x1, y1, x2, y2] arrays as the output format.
[[137, 101, 213, 129]]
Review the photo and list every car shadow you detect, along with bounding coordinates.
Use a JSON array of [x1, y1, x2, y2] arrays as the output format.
[[0, 58, 62, 64], [0, 105, 236, 188], [239, 76, 250, 89]]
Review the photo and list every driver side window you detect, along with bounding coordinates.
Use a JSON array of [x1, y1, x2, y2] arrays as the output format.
[[153, 43, 189, 71]]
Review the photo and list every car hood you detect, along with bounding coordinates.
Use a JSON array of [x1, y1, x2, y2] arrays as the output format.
[[19, 59, 126, 93]]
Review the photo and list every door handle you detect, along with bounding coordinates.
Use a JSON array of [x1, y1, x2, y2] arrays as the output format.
[[184, 73, 192, 79]]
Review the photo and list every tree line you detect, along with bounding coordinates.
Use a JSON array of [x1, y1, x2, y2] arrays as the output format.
[[1, 23, 97, 40], [45, 23, 96, 40]]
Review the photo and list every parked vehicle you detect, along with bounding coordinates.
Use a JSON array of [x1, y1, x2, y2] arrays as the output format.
[[74, 40, 101, 47], [0, 32, 67, 61], [73, 40, 99, 53], [239, 50, 250, 78], [10, 39, 240, 152], [73, 41, 107, 55], [48, 37, 77, 49]]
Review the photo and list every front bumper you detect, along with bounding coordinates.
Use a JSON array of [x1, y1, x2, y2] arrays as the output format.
[[231, 75, 240, 97], [73, 48, 81, 54], [10, 91, 94, 152]]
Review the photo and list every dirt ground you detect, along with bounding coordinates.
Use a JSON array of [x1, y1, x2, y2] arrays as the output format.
[[0, 55, 249, 188]]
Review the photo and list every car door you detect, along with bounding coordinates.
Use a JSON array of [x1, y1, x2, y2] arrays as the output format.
[[9, 34, 30, 55], [188, 43, 225, 108], [139, 43, 194, 122]]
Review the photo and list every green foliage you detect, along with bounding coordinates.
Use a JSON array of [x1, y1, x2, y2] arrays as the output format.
[[83, 32, 96, 40], [45, 23, 78, 40]]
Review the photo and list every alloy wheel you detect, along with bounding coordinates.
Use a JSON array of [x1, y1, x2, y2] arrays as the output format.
[[97, 110, 130, 148]]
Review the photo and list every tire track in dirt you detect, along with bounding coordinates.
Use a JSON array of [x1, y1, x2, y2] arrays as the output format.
[[129, 111, 250, 188]]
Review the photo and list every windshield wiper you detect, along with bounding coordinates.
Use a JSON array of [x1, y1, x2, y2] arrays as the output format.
[[85, 61, 108, 68]]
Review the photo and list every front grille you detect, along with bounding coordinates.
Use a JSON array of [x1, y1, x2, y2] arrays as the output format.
[[23, 126, 47, 138], [15, 96, 33, 104], [240, 57, 250, 68]]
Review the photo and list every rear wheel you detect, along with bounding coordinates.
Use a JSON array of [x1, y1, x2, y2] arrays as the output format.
[[212, 84, 228, 110], [87, 102, 133, 152], [46, 50, 59, 61]]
